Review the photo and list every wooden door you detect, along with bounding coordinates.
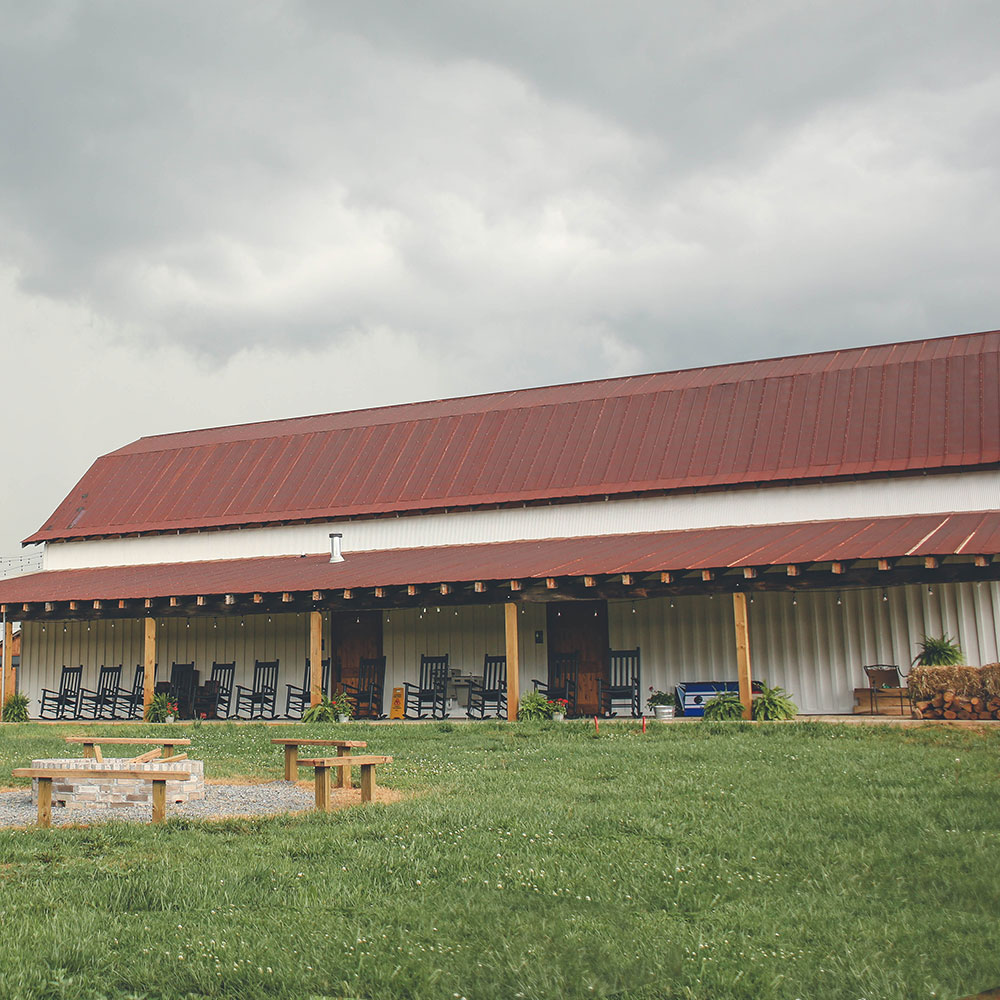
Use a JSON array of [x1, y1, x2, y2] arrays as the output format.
[[546, 600, 608, 715], [331, 611, 383, 693]]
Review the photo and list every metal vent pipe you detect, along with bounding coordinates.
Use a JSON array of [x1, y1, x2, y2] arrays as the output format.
[[329, 533, 344, 562]]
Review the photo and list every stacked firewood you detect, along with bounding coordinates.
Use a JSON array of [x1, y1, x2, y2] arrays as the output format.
[[908, 663, 1000, 720], [911, 690, 1000, 720]]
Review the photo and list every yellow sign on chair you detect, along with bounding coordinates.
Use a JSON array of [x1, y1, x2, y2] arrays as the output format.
[[389, 686, 405, 719]]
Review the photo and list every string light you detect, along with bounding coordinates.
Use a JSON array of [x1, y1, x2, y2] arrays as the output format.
[[882, 591, 888, 602], [836, 593, 842, 605], [928, 585, 934, 596]]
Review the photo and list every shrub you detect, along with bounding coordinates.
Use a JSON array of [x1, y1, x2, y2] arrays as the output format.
[[751, 684, 798, 720], [518, 690, 554, 721], [701, 692, 745, 721], [302, 696, 338, 723], [2, 691, 29, 722], [913, 633, 964, 666]]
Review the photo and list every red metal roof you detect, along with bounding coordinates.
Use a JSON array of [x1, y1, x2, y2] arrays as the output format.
[[5, 511, 998, 604], [27, 330, 1000, 543]]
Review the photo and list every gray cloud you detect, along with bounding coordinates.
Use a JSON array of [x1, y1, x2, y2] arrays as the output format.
[[1, 1, 999, 552]]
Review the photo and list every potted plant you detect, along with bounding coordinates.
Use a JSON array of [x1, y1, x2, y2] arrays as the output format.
[[517, 690, 554, 721], [332, 690, 354, 723], [647, 688, 676, 721], [145, 693, 178, 723], [912, 633, 964, 667], [548, 697, 570, 721]]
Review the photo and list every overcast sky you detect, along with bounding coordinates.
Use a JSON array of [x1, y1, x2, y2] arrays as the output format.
[[2, 0, 998, 557]]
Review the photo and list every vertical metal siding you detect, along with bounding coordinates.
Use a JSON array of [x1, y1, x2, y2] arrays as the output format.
[[17, 582, 1000, 717]]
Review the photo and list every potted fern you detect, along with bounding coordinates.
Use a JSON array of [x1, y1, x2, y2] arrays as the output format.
[[912, 634, 964, 667]]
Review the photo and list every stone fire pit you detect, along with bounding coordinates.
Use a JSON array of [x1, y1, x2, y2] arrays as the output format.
[[31, 758, 205, 811]]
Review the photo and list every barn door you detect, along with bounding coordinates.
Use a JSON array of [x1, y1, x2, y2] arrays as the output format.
[[546, 600, 608, 715], [331, 611, 383, 693]]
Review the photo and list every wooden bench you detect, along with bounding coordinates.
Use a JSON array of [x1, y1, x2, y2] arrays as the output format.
[[65, 737, 192, 762], [271, 738, 367, 783], [298, 755, 392, 810], [11, 767, 191, 827]]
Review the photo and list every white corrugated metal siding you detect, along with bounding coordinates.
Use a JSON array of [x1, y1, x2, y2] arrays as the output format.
[[20, 613, 319, 717], [17, 581, 1000, 717]]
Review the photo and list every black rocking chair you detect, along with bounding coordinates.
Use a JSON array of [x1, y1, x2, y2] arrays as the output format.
[[598, 647, 641, 717], [467, 654, 507, 719], [533, 651, 580, 717], [79, 664, 123, 720], [38, 665, 84, 720], [168, 662, 198, 720], [194, 662, 236, 719], [234, 659, 279, 719], [342, 656, 387, 719], [114, 665, 147, 720], [404, 654, 449, 719], [285, 658, 332, 718]]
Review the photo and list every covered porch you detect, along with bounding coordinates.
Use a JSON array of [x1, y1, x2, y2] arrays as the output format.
[[3, 511, 1000, 721]]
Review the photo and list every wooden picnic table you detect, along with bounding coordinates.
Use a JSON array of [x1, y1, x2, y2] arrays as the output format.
[[12, 767, 192, 826], [65, 736, 192, 762], [298, 755, 392, 810], [271, 738, 367, 783]]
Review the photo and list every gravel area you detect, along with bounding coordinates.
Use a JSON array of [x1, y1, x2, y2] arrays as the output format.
[[0, 781, 315, 827]]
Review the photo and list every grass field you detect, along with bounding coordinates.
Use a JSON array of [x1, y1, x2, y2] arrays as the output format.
[[0, 719, 998, 1000]]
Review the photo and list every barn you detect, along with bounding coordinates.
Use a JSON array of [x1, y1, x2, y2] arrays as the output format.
[[2, 329, 999, 720]]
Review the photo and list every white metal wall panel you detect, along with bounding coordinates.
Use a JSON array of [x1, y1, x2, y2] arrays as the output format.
[[42, 470, 1000, 570], [17, 581, 1000, 717], [606, 582, 1000, 715], [20, 613, 319, 718]]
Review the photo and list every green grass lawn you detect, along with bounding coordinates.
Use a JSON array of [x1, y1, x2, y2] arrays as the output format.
[[1, 719, 998, 1000]]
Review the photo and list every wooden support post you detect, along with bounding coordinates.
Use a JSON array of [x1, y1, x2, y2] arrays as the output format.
[[143, 617, 156, 718], [360, 763, 376, 803], [151, 780, 167, 824], [37, 777, 53, 828], [504, 600, 520, 721], [162, 743, 178, 759], [315, 765, 331, 812], [283, 744, 298, 781], [732, 592, 754, 720], [82, 744, 95, 759], [309, 611, 323, 708], [2, 618, 13, 703], [93, 746, 104, 763], [336, 746, 353, 789]]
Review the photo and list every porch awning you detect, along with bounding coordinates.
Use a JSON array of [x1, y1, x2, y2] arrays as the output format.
[[2, 510, 998, 607]]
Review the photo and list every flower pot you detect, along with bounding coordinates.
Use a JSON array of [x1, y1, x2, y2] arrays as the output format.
[[337, 714, 349, 723], [164, 715, 175, 724], [653, 705, 674, 721], [552, 712, 565, 722]]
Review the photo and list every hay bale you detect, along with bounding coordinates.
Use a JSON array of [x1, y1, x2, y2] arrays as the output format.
[[981, 663, 1000, 699], [907, 665, 984, 701]]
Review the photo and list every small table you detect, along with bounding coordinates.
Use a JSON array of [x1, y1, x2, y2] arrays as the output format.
[[271, 738, 367, 784]]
